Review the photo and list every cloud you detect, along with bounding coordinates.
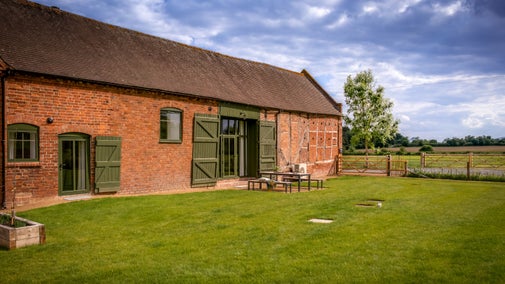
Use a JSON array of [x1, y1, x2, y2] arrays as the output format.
[[470, 0, 505, 18], [362, 3, 378, 14], [460, 95, 505, 128], [326, 13, 350, 29], [399, 114, 411, 122], [305, 5, 332, 20], [432, 0, 466, 17]]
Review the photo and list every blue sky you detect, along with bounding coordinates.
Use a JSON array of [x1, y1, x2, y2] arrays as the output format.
[[35, 0, 505, 141]]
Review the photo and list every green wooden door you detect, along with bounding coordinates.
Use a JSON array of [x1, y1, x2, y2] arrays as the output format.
[[58, 133, 90, 195], [259, 121, 276, 172], [95, 136, 121, 193], [192, 114, 220, 186]]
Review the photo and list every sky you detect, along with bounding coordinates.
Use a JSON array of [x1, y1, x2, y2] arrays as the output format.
[[35, 0, 505, 141]]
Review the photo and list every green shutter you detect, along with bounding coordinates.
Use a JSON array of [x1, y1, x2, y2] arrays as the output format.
[[259, 121, 276, 171], [95, 136, 121, 193], [192, 114, 220, 186]]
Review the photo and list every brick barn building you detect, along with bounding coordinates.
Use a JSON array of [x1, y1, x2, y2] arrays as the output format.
[[0, 0, 342, 208]]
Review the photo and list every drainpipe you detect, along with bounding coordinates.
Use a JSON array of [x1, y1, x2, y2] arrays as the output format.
[[1, 71, 7, 209]]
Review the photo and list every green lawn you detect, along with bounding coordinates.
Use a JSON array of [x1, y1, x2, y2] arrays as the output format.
[[2, 176, 504, 283]]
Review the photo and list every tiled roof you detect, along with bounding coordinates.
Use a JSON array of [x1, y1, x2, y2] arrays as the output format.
[[0, 0, 341, 115]]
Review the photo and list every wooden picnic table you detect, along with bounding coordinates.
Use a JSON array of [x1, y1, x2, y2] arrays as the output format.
[[258, 171, 311, 192]]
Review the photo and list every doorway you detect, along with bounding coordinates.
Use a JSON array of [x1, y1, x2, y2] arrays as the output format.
[[220, 118, 257, 178], [58, 133, 90, 195]]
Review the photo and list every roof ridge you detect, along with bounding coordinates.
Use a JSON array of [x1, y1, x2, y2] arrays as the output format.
[[17, 0, 61, 14]]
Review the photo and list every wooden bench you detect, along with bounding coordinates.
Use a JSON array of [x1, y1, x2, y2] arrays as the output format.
[[282, 177, 323, 189], [248, 179, 292, 193]]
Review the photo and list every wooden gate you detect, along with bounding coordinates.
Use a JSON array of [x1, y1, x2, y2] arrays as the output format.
[[342, 155, 407, 176]]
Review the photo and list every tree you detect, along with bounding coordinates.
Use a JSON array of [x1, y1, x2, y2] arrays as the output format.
[[343, 69, 399, 155], [342, 126, 353, 150], [393, 133, 410, 147]]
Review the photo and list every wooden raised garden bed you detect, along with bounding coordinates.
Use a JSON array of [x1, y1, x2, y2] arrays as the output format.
[[0, 213, 46, 250]]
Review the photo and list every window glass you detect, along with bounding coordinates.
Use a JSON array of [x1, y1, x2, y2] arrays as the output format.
[[221, 118, 239, 135], [221, 119, 229, 135], [8, 124, 39, 161], [160, 108, 182, 143]]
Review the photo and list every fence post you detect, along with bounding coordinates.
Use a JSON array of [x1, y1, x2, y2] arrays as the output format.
[[467, 161, 471, 180], [387, 155, 391, 176], [335, 154, 340, 174], [468, 152, 473, 168], [404, 161, 408, 176], [421, 152, 425, 168]]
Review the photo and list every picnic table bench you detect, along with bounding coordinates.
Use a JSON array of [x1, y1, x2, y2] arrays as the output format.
[[248, 178, 292, 193], [281, 176, 323, 189]]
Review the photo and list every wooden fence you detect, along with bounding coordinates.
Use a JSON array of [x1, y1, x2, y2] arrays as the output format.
[[342, 153, 505, 179], [341, 155, 408, 176], [421, 153, 505, 169], [418, 153, 505, 178]]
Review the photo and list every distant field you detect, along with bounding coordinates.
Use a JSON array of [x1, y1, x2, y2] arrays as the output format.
[[385, 145, 505, 153]]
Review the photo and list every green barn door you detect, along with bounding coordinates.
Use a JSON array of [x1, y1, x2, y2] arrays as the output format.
[[259, 121, 276, 172], [95, 136, 122, 193], [192, 114, 220, 187]]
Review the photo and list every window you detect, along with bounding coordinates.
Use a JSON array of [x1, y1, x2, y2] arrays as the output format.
[[160, 108, 182, 143], [8, 124, 39, 161]]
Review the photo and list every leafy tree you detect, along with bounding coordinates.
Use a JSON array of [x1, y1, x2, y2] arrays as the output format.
[[343, 69, 399, 155], [392, 133, 410, 147], [342, 126, 352, 149], [410, 137, 424, 147]]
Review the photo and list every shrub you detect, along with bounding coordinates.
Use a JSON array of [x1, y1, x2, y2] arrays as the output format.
[[376, 148, 391, 155], [396, 146, 407, 155], [419, 144, 434, 152]]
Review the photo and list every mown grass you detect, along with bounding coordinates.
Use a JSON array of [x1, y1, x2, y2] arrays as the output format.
[[1, 176, 504, 283]]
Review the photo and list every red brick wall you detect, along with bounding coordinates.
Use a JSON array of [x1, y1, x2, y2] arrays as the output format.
[[3, 74, 342, 207], [1, 76, 4, 208], [4, 74, 217, 207]]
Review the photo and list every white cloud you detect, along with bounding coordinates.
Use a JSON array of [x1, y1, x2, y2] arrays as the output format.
[[306, 6, 332, 19], [395, 101, 439, 115], [356, 0, 423, 18], [433, 1, 465, 17], [460, 95, 505, 128], [397, 0, 423, 13], [399, 114, 411, 122], [429, 0, 468, 24], [362, 3, 378, 14], [326, 13, 350, 29], [462, 116, 485, 129]]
